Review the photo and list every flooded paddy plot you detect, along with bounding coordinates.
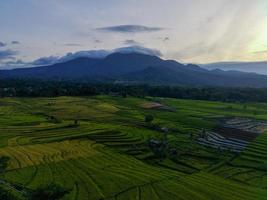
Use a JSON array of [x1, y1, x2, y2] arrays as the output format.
[[221, 118, 267, 134], [198, 132, 249, 153], [198, 118, 266, 152]]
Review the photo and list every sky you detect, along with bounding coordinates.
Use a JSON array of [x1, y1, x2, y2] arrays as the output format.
[[1, 0, 267, 69]]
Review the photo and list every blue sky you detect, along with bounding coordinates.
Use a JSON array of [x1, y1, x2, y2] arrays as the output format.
[[1, 0, 267, 68]]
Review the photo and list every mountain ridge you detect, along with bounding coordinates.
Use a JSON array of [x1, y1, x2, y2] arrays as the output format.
[[201, 61, 267, 75], [2, 52, 267, 88]]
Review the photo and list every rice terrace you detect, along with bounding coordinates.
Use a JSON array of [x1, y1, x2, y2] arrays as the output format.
[[2, 0, 267, 199], [0, 96, 266, 199]]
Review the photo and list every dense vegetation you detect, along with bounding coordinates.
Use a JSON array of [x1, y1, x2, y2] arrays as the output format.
[[0, 95, 267, 199], [2, 79, 267, 102]]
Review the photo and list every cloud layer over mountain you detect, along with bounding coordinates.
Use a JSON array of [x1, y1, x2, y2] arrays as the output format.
[[0, 46, 162, 69]]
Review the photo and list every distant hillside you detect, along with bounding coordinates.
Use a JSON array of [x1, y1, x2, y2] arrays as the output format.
[[2, 53, 267, 87], [201, 61, 267, 75]]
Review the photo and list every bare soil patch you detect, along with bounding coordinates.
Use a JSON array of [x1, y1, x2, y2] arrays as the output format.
[[142, 102, 163, 109], [141, 102, 174, 111]]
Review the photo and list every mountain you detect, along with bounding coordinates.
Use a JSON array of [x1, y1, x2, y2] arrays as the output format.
[[201, 61, 267, 75], [0, 57, 101, 79], [2, 53, 267, 87]]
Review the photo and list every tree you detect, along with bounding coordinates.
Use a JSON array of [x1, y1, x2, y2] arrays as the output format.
[[144, 115, 154, 123], [74, 119, 79, 126], [48, 116, 62, 124], [0, 157, 20, 200], [28, 184, 70, 200], [0, 185, 21, 200], [0, 156, 10, 174]]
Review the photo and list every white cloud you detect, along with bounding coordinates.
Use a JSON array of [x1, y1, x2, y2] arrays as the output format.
[[0, 45, 162, 69]]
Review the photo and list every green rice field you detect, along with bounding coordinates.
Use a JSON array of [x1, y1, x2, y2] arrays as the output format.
[[0, 96, 267, 199]]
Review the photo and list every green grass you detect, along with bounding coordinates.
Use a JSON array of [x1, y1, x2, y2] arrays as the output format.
[[0, 96, 267, 199]]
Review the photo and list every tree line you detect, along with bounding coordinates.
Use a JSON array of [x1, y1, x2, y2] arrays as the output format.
[[1, 79, 267, 102]]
